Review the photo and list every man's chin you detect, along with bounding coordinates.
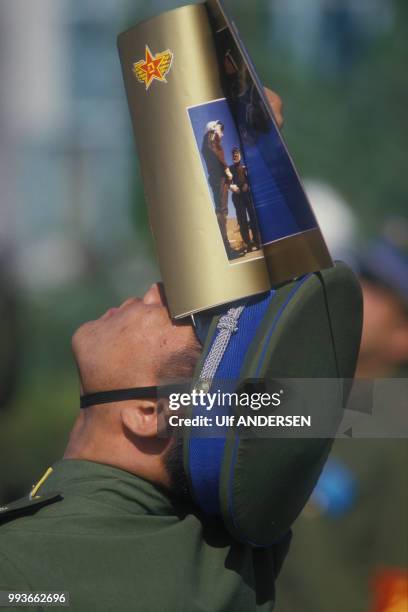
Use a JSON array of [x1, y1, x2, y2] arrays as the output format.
[[71, 319, 97, 359]]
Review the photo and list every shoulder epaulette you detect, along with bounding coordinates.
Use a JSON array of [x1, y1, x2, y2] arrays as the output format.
[[0, 492, 63, 523]]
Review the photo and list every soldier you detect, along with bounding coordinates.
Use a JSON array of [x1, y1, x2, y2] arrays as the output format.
[[0, 283, 291, 612], [201, 120, 238, 258], [0, 249, 365, 612], [229, 146, 260, 252], [276, 220, 408, 612]]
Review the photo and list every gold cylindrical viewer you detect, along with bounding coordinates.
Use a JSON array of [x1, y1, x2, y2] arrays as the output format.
[[118, 5, 271, 318], [118, 4, 331, 318]]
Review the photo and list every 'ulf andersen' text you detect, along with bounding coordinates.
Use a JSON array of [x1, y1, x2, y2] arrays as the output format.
[[168, 415, 311, 428]]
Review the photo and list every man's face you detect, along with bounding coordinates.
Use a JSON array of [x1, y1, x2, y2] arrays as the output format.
[[359, 279, 408, 372], [72, 283, 199, 393], [233, 150, 241, 163], [214, 123, 223, 138]]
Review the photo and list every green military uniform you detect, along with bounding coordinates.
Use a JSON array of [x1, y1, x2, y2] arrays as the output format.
[[275, 438, 408, 612], [0, 459, 290, 612]]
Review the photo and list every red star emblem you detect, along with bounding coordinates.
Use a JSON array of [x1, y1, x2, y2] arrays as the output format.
[[132, 45, 174, 91], [139, 47, 164, 88]]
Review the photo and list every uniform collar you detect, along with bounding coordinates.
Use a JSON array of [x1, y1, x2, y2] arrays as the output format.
[[38, 459, 177, 517]]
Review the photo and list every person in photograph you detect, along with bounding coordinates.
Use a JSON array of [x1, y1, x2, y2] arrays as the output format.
[[200, 120, 239, 258], [229, 146, 261, 252]]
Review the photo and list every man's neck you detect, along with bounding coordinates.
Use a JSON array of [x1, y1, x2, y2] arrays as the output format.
[[64, 410, 171, 490], [355, 357, 395, 378]]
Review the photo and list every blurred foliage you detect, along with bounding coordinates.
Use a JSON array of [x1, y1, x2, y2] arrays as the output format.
[[0, 272, 120, 502]]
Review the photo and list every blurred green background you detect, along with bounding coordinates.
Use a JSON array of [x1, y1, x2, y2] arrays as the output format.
[[0, 0, 407, 502]]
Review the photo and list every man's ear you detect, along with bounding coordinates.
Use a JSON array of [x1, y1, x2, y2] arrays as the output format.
[[121, 401, 159, 438]]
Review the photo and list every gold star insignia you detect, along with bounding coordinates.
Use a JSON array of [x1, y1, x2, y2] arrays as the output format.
[[132, 45, 174, 90]]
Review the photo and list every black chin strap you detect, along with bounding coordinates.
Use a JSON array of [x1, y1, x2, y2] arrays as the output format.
[[80, 384, 188, 409], [80, 387, 158, 409]]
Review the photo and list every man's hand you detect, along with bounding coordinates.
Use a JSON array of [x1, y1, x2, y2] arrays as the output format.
[[225, 168, 233, 180], [264, 88, 283, 129], [230, 184, 240, 194]]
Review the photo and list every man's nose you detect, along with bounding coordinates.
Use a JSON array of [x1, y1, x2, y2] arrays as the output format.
[[142, 282, 166, 306]]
